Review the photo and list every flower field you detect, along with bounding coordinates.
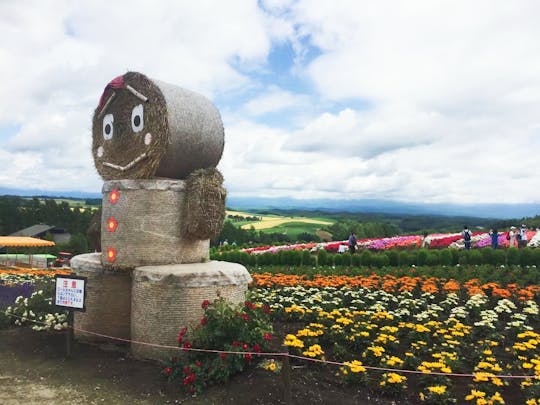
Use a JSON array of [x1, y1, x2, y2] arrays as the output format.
[[249, 273, 540, 404], [0, 268, 70, 330], [242, 229, 540, 255]]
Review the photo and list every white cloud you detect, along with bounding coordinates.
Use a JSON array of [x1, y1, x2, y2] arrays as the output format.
[[1, 0, 540, 207], [243, 86, 308, 115]]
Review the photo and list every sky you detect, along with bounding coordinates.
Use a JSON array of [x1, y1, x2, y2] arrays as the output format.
[[1, 0, 540, 205]]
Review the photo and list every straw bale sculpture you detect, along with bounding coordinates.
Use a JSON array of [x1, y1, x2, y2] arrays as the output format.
[[92, 71, 226, 242]]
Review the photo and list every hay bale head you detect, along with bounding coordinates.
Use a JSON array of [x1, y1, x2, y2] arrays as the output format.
[[92, 71, 224, 180]]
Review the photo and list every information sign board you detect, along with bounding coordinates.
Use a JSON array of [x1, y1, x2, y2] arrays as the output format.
[[55, 274, 87, 312]]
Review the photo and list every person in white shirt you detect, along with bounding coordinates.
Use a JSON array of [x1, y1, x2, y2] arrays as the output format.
[[508, 226, 517, 248], [518, 224, 528, 248]]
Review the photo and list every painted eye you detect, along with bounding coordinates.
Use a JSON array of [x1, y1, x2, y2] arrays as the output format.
[[103, 114, 114, 140], [131, 104, 144, 133]]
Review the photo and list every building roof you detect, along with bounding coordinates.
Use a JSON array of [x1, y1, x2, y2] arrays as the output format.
[[10, 224, 56, 237], [0, 236, 55, 247]]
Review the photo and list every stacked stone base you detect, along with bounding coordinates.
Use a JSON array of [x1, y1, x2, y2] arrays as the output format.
[[71, 254, 251, 362]]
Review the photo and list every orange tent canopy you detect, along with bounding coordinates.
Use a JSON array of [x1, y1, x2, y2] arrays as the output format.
[[0, 236, 55, 247]]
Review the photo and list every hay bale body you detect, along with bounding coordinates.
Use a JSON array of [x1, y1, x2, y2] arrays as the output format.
[[101, 179, 209, 269], [131, 261, 251, 361], [92, 72, 224, 180], [71, 253, 131, 342]]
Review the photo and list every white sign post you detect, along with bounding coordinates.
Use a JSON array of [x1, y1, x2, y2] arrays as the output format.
[[55, 275, 87, 358]]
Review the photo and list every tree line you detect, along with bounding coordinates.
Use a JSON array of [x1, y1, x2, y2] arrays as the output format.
[[0, 196, 96, 254]]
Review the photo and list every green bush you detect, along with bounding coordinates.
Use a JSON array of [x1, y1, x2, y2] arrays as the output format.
[[468, 250, 483, 265], [398, 251, 409, 267], [351, 253, 361, 266], [425, 252, 440, 266], [360, 251, 372, 267], [520, 248, 534, 266], [506, 248, 520, 266], [450, 249, 460, 265], [387, 250, 399, 267], [481, 248, 494, 265], [301, 250, 312, 266], [458, 251, 469, 266], [341, 252, 352, 267], [317, 249, 328, 266], [493, 250, 506, 266], [439, 250, 452, 266], [165, 298, 273, 395], [371, 253, 389, 268], [333, 254, 342, 266], [532, 249, 540, 267], [417, 249, 428, 266]]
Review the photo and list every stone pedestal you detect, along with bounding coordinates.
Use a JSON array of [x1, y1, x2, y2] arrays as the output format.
[[101, 179, 209, 269], [131, 261, 251, 361], [70, 253, 131, 342]]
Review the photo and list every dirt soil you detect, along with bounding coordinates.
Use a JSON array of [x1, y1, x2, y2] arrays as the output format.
[[0, 327, 405, 405]]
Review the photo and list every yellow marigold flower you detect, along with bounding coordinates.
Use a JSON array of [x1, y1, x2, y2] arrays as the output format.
[[427, 385, 447, 395], [523, 362, 534, 369], [490, 392, 505, 404], [465, 389, 486, 400]]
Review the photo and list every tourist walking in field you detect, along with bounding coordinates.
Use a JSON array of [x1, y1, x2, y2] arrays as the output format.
[[508, 226, 517, 248], [348, 232, 357, 254], [462, 226, 472, 250], [490, 228, 499, 249], [518, 224, 528, 248]]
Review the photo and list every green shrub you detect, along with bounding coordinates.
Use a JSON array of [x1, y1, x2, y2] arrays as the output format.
[[532, 249, 540, 267], [450, 249, 460, 265], [317, 249, 328, 266], [506, 248, 520, 266], [468, 250, 483, 265], [458, 251, 469, 266], [386, 250, 399, 267], [493, 250, 506, 266], [341, 252, 352, 267], [301, 250, 312, 266], [439, 250, 452, 266], [360, 251, 372, 267], [417, 249, 428, 266], [398, 251, 409, 267], [481, 248, 494, 265], [165, 298, 273, 395], [520, 248, 534, 266], [371, 253, 389, 268], [333, 254, 343, 266], [425, 252, 440, 266], [351, 253, 361, 266]]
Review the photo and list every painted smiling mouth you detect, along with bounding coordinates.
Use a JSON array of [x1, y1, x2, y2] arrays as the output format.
[[102, 152, 148, 172]]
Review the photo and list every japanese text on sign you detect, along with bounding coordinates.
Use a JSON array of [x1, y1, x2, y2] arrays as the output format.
[[55, 276, 86, 310]]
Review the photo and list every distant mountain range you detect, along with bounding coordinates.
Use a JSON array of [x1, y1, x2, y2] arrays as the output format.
[[1, 186, 539, 219], [226, 197, 540, 220], [0, 186, 101, 200]]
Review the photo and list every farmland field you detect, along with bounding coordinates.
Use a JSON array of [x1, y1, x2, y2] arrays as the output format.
[[226, 209, 333, 231]]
